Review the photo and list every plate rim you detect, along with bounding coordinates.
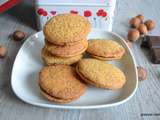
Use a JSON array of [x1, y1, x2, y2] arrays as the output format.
[[11, 28, 138, 109]]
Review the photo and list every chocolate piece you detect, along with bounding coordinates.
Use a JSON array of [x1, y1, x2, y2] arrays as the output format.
[[151, 48, 160, 64], [141, 35, 160, 64], [141, 36, 160, 49], [141, 36, 149, 48], [148, 36, 160, 48], [141, 40, 149, 48]]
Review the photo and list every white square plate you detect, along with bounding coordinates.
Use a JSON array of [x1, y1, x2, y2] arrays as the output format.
[[11, 29, 138, 109]]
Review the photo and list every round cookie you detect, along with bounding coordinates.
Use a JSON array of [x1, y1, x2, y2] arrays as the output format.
[[43, 14, 91, 45], [87, 39, 125, 60], [76, 59, 126, 90], [41, 47, 83, 65], [40, 88, 79, 103], [39, 65, 87, 103], [45, 39, 88, 57]]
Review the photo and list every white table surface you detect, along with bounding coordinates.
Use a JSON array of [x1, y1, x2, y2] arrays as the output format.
[[0, 0, 160, 120]]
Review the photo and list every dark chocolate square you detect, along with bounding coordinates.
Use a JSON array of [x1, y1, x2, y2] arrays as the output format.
[[148, 36, 160, 49], [141, 36, 160, 49], [151, 48, 160, 64], [141, 36, 150, 48]]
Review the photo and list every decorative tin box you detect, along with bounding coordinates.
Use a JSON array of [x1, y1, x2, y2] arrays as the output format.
[[36, 0, 116, 31]]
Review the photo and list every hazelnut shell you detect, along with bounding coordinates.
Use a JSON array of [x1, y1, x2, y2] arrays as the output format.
[[0, 45, 7, 58], [129, 17, 141, 28], [136, 14, 144, 22], [127, 29, 140, 42], [138, 24, 148, 35], [144, 20, 155, 31], [13, 30, 25, 41], [137, 66, 147, 80]]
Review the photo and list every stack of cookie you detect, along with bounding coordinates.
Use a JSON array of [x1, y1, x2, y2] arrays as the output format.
[[42, 14, 91, 65], [38, 14, 127, 104]]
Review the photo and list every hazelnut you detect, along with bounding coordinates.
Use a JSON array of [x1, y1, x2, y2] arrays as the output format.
[[138, 24, 148, 35], [136, 14, 144, 22], [0, 45, 7, 58], [144, 20, 155, 31], [125, 40, 132, 48], [13, 30, 25, 41], [129, 17, 141, 28], [137, 66, 147, 81], [127, 29, 140, 42]]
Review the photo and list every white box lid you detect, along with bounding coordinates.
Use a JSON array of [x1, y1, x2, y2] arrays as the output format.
[[36, 0, 115, 6]]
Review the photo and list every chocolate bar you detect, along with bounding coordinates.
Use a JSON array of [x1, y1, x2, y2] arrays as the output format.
[[141, 36, 160, 64], [148, 36, 160, 48], [151, 48, 160, 64], [141, 35, 160, 48]]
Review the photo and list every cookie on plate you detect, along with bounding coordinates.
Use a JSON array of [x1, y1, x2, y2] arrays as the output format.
[[41, 47, 82, 65], [39, 65, 87, 103], [43, 14, 91, 45], [87, 39, 125, 60], [76, 59, 126, 90], [45, 39, 88, 57]]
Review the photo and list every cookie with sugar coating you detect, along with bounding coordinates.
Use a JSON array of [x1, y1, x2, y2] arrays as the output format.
[[41, 47, 83, 65], [39, 65, 87, 103], [43, 14, 91, 45], [76, 59, 126, 90], [87, 39, 125, 60], [45, 39, 88, 57]]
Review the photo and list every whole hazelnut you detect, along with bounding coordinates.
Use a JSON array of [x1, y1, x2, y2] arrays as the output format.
[[138, 24, 148, 35], [0, 45, 7, 58], [136, 14, 144, 22], [129, 17, 141, 28], [125, 40, 132, 48], [137, 66, 147, 81], [144, 20, 155, 31], [13, 30, 25, 41], [127, 29, 140, 42]]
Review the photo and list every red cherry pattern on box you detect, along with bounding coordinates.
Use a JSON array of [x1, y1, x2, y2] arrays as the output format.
[[96, 9, 108, 17], [50, 11, 57, 16], [84, 10, 92, 17], [102, 11, 107, 17], [37, 8, 48, 16], [96, 9, 103, 16], [37, 8, 108, 18], [43, 11, 48, 16], [70, 10, 78, 14], [37, 8, 44, 15]]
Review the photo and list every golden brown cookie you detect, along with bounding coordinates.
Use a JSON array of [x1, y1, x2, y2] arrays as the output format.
[[43, 14, 91, 45], [76, 59, 126, 90], [45, 39, 88, 57], [41, 47, 83, 65], [39, 65, 87, 103], [87, 39, 125, 60]]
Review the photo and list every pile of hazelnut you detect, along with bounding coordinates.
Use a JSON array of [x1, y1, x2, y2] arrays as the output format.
[[126, 15, 152, 81], [127, 14, 155, 46]]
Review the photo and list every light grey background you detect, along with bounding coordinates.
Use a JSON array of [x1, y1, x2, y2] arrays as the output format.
[[0, 0, 160, 120]]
